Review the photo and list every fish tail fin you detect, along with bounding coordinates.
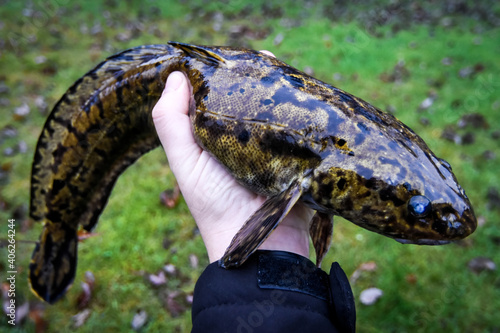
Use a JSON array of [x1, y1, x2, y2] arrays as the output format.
[[29, 44, 185, 303], [29, 223, 78, 304]]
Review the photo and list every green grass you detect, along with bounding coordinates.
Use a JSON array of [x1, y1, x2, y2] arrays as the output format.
[[1, 0, 499, 332]]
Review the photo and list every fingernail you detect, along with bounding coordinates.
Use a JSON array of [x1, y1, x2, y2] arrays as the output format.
[[164, 72, 184, 93]]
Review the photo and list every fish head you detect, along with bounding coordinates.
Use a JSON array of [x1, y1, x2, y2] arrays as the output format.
[[304, 111, 477, 244]]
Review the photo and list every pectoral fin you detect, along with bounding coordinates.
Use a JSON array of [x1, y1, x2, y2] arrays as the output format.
[[220, 181, 303, 268], [309, 212, 334, 268]]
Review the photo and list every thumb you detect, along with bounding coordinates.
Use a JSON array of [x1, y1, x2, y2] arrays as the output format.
[[152, 71, 201, 176]]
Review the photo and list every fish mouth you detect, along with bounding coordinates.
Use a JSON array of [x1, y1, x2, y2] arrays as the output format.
[[395, 238, 451, 245]]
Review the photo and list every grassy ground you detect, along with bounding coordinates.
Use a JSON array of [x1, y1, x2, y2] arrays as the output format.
[[1, 0, 499, 332]]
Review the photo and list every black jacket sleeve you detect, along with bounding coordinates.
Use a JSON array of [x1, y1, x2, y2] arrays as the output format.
[[191, 250, 356, 333]]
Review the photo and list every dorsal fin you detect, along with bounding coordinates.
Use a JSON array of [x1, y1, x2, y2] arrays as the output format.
[[169, 41, 226, 66]]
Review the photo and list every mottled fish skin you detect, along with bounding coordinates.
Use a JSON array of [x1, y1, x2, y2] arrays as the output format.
[[29, 45, 180, 303], [29, 42, 477, 303]]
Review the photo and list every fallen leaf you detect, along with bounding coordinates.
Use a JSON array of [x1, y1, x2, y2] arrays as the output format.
[[467, 257, 496, 274], [148, 271, 167, 287], [189, 254, 199, 269], [90, 22, 102, 35], [418, 95, 436, 111], [441, 125, 461, 144], [458, 66, 474, 78], [333, 73, 343, 81], [3, 146, 15, 157], [419, 117, 430, 126], [482, 150, 496, 160], [461, 132, 475, 145], [211, 12, 223, 32], [165, 291, 188, 317], [159, 183, 180, 209], [34, 96, 48, 114], [0, 82, 9, 95], [28, 303, 48, 333], [76, 271, 95, 310], [0, 125, 17, 139], [15, 302, 30, 324], [379, 60, 410, 83], [441, 57, 452, 66], [477, 216, 487, 227], [405, 273, 417, 285], [303, 66, 314, 76], [359, 261, 377, 271], [273, 32, 284, 45], [162, 236, 173, 250], [163, 264, 177, 277], [185, 293, 194, 305], [1, 162, 12, 172], [350, 261, 377, 284], [131, 310, 148, 331], [457, 113, 489, 129], [13, 103, 30, 121], [72, 309, 91, 328], [12, 204, 27, 221], [359, 287, 383, 306], [115, 31, 132, 42], [17, 140, 28, 154]]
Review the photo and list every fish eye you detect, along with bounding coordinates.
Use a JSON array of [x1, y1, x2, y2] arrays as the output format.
[[408, 195, 432, 218]]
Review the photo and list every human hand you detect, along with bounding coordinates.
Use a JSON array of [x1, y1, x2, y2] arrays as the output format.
[[152, 52, 314, 263]]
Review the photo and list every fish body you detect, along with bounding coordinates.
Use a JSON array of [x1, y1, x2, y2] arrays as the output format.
[[29, 43, 476, 303]]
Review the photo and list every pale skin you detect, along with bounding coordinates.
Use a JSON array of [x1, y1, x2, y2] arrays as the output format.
[[152, 51, 314, 263]]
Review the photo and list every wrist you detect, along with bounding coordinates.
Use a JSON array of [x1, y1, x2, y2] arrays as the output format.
[[200, 203, 313, 263], [257, 225, 310, 259]]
